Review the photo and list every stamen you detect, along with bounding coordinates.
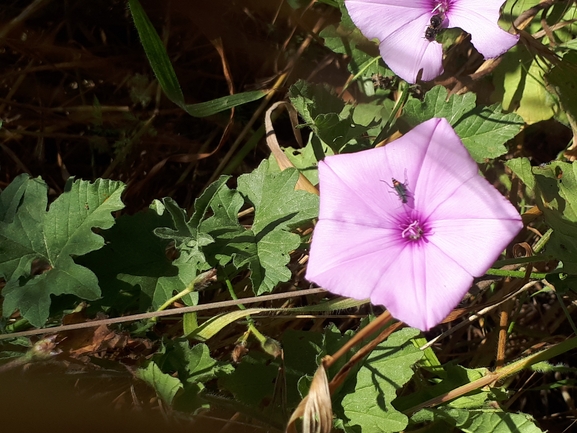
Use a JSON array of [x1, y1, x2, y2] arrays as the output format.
[[401, 220, 423, 241]]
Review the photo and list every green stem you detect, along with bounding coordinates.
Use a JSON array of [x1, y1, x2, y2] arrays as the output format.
[[340, 56, 381, 95], [492, 253, 553, 268], [154, 269, 217, 320], [484, 268, 548, 279], [373, 80, 410, 145], [555, 290, 577, 335], [406, 335, 577, 413], [223, 277, 268, 346]]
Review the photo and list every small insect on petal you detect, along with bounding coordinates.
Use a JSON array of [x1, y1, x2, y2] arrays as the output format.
[[391, 178, 409, 204], [425, 12, 445, 41]]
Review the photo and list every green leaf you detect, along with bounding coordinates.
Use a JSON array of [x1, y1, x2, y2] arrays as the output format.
[[0, 175, 49, 281], [0, 176, 125, 327], [532, 161, 577, 266], [219, 352, 280, 406], [281, 138, 334, 186], [546, 51, 577, 122], [127, 0, 266, 117], [412, 408, 543, 433], [336, 328, 423, 433], [127, 0, 184, 106], [507, 160, 577, 269], [373, 362, 499, 415], [233, 160, 319, 294], [288, 80, 373, 153], [137, 361, 183, 406], [403, 85, 476, 126], [402, 86, 523, 161], [76, 208, 178, 312], [0, 173, 33, 223], [188, 298, 367, 341], [237, 160, 318, 234], [288, 80, 345, 126], [151, 340, 233, 387], [454, 104, 524, 161], [183, 91, 267, 118], [199, 182, 245, 267], [494, 46, 555, 125], [506, 157, 536, 191]]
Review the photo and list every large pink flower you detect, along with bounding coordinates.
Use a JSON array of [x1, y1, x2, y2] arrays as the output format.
[[305, 118, 523, 330], [345, 0, 519, 83]]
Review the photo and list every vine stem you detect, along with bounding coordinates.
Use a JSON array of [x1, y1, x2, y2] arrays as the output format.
[[0, 288, 326, 340], [406, 335, 577, 414]]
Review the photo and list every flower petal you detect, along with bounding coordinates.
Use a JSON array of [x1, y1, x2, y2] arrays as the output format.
[[410, 118, 523, 275], [345, 0, 444, 82], [317, 139, 427, 223], [411, 118, 481, 216], [305, 220, 403, 298], [369, 241, 474, 330], [448, 0, 519, 58], [427, 217, 522, 277]]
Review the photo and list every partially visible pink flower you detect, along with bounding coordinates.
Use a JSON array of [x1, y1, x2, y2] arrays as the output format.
[[345, 0, 519, 83], [305, 118, 522, 331]]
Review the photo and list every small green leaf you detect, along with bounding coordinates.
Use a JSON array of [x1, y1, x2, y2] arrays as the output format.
[[219, 353, 279, 406], [494, 46, 555, 125], [152, 340, 233, 386], [137, 362, 183, 406], [0, 173, 35, 223], [454, 104, 523, 161], [288, 80, 345, 125], [506, 157, 536, 191], [403, 85, 476, 126], [231, 161, 318, 294]]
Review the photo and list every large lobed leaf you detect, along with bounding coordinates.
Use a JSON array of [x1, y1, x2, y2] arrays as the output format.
[[335, 328, 424, 433], [234, 160, 319, 294], [0, 175, 125, 327], [402, 86, 524, 162]]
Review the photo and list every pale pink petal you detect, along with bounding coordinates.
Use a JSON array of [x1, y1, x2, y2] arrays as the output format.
[[448, 0, 519, 58], [411, 118, 480, 215], [427, 217, 522, 277], [428, 173, 523, 222], [305, 220, 403, 299], [370, 241, 474, 330], [345, 0, 443, 82], [379, 25, 444, 83], [317, 138, 426, 221]]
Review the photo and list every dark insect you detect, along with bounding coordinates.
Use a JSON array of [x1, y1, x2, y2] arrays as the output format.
[[391, 178, 409, 204], [424, 26, 438, 42], [371, 73, 395, 89], [424, 13, 445, 42], [430, 14, 443, 29]]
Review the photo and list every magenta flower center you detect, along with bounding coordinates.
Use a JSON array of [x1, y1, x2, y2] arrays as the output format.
[[432, 0, 451, 14], [401, 218, 425, 242]]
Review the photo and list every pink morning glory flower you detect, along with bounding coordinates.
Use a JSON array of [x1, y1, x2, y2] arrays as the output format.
[[305, 118, 523, 331], [345, 0, 519, 83]]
